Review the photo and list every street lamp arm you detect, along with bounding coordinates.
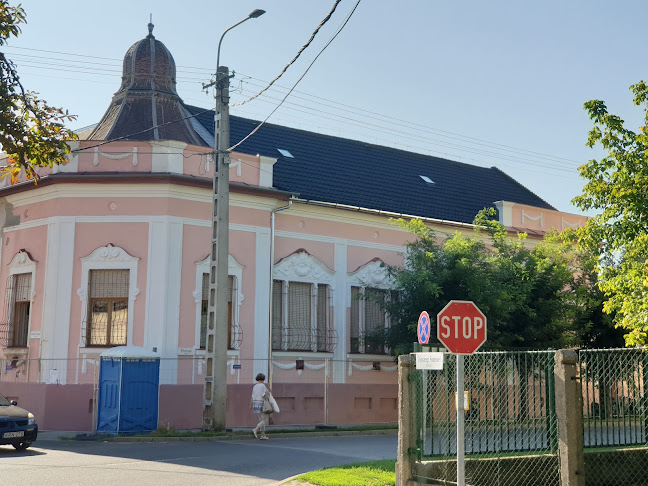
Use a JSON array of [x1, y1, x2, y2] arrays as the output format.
[[216, 9, 266, 73]]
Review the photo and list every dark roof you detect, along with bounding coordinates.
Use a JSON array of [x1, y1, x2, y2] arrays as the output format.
[[189, 106, 554, 224]]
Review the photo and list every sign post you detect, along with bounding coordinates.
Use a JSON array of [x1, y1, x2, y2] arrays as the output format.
[[437, 300, 487, 486]]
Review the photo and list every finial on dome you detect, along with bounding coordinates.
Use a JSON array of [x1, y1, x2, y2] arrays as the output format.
[[147, 15, 154, 38]]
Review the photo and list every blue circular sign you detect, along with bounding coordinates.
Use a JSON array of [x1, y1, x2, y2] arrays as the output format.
[[417, 311, 430, 344]]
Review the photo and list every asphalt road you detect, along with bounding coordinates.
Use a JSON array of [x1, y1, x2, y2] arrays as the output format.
[[0, 434, 397, 486]]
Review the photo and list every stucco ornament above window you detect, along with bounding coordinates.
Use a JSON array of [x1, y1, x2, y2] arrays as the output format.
[[274, 250, 335, 286], [348, 259, 392, 288], [9, 250, 36, 271], [81, 244, 141, 266]]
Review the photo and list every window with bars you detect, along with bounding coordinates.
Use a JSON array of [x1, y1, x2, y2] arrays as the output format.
[[350, 286, 390, 354], [272, 280, 332, 352], [6, 273, 31, 348], [86, 269, 129, 347], [200, 274, 235, 349]]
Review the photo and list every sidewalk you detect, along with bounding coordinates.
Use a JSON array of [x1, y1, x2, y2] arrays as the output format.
[[36, 424, 397, 442]]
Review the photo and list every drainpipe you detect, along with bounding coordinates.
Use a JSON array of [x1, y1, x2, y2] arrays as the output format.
[[268, 200, 292, 390]]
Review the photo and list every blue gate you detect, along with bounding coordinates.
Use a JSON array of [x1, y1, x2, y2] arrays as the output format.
[[97, 346, 160, 434]]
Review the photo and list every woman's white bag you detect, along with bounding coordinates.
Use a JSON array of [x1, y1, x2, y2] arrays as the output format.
[[268, 393, 280, 413]]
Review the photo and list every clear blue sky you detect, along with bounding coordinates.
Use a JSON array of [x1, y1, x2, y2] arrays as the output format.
[[6, 1, 647, 214]]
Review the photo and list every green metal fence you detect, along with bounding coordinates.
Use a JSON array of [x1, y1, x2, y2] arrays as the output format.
[[410, 350, 560, 486], [579, 348, 648, 486]]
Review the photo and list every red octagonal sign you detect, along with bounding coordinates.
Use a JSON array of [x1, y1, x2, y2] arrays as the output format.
[[437, 300, 487, 354]]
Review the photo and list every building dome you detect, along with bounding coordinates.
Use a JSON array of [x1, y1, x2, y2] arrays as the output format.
[[88, 23, 205, 146], [120, 22, 177, 94]]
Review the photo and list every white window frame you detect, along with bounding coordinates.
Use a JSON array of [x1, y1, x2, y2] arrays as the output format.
[[77, 245, 139, 349], [347, 259, 392, 356], [272, 251, 335, 354], [3, 251, 36, 353], [193, 254, 243, 353]]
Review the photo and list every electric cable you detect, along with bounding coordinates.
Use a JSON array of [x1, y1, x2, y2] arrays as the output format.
[[229, 0, 342, 108], [229, 0, 362, 152], [70, 108, 213, 154]]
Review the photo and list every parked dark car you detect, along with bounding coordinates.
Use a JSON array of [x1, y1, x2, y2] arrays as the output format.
[[0, 392, 38, 450]]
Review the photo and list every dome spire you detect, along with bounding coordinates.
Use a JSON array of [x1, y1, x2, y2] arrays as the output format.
[[147, 14, 154, 38]]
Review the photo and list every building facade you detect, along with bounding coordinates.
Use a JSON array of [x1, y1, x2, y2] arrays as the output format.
[[0, 26, 588, 431]]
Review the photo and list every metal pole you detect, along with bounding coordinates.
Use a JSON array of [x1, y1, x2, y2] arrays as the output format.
[[268, 202, 291, 391], [457, 354, 465, 486]]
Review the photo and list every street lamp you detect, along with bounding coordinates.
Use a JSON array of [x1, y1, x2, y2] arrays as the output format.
[[203, 9, 265, 432]]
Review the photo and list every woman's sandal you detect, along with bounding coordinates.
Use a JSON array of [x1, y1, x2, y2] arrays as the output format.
[[260, 435, 269, 440]]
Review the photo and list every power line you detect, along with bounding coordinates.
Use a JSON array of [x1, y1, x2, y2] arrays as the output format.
[[4, 43, 584, 175], [70, 108, 213, 154], [229, 0, 363, 152], [229, 0, 342, 108]]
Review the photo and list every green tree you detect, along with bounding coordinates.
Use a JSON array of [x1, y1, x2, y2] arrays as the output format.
[[383, 210, 579, 356], [573, 81, 648, 346], [0, 1, 76, 183]]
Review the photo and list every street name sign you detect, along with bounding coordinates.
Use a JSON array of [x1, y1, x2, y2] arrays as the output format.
[[415, 352, 444, 370]]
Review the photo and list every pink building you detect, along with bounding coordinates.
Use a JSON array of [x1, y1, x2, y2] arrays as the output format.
[[0, 25, 588, 431]]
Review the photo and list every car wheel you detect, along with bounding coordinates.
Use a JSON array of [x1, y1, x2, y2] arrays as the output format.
[[12, 441, 31, 451]]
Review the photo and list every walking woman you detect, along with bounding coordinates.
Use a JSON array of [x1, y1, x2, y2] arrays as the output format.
[[250, 372, 270, 439]]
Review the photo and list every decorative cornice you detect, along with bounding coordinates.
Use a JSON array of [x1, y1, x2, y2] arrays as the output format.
[[274, 250, 335, 284], [81, 244, 140, 264], [9, 250, 36, 269], [348, 259, 392, 288], [521, 210, 543, 227], [93, 146, 138, 167]]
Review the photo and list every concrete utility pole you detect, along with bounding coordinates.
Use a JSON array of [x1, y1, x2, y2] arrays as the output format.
[[203, 9, 265, 432]]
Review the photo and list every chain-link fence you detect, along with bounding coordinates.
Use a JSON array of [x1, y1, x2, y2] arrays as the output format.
[[409, 350, 560, 486], [579, 348, 648, 486]]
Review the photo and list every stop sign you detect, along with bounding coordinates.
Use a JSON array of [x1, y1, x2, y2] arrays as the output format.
[[437, 300, 487, 354]]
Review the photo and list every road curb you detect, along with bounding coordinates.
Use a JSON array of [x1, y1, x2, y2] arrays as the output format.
[[105, 428, 397, 442]]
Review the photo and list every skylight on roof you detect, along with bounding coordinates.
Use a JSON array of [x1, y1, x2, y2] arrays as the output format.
[[277, 148, 294, 158], [420, 175, 435, 184]]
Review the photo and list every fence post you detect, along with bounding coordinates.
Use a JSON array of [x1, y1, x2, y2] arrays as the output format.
[[554, 349, 584, 486], [397, 354, 415, 486]]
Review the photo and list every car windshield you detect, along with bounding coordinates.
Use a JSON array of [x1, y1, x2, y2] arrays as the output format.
[[0, 393, 11, 406]]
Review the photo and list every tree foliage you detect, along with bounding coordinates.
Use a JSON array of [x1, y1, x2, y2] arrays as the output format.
[[0, 1, 76, 183], [573, 81, 648, 346], [382, 209, 616, 356]]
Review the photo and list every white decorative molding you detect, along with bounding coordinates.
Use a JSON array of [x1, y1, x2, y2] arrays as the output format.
[[78, 244, 140, 347], [494, 201, 515, 227], [348, 259, 391, 288], [81, 244, 140, 266], [193, 254, 245, 350], [93, 146, 138, 167], [271, 358, 327, 377], [229, 159, 242, 177], [52, 141, 79, 173], [150, 140, 187, 174], [259, 155, 277, 188], [521, 210, 543, 227], [348, 360, 397, 376], [9, 250, 36, 273], [273, 251, 335, 286], [8, 250, 37, 303], [561, 217, 582, 230]]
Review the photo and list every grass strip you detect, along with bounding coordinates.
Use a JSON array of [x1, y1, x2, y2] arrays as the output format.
[[296, 459, 396, 486]]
